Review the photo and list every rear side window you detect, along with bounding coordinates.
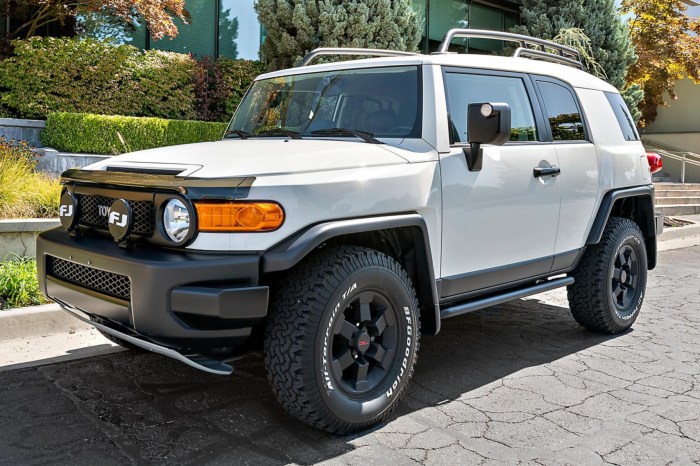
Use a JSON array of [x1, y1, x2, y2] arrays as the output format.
[[537, 81, 585, 141], [605, 92, 640, 141], [444, 72, 539, 143]]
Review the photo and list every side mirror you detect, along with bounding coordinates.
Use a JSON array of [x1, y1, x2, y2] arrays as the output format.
[[464, 102, 512, 171]]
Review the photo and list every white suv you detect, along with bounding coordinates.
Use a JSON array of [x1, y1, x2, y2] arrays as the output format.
[[38, 29, 663, 434]]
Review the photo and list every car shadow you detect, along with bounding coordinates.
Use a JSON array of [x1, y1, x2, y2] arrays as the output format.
[[0, 298, 620, 465]]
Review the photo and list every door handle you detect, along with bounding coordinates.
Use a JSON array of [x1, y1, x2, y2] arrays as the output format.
[[533, 166, 561, 178]]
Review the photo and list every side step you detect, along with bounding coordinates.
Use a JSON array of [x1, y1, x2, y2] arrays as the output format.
[[59, 303, 234, 375], [440, 276, 574, 320]]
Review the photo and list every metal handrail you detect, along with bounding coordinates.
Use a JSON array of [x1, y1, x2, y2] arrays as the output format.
[[436, 28, 583, 69], [645, 140, 700, 184], [299, 48, 418, 66]]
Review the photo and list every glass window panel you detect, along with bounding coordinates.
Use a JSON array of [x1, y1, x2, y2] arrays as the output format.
[[220, 0, 261, 59], [504, 12, 519, 31], [468, 3, 504, 53], [605, 92, 639, 141], [429, 0, 468, 47], [151, 0, 216, 57], [444, 73, 538, 143], [537, 81, 585, 141]]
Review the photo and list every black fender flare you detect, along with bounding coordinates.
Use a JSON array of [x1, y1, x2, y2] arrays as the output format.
[[586, 185, 660, 269], [262, 213, 441, 335]]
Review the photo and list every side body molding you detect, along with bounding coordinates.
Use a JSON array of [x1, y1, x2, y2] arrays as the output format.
[[262, 213, 441, 335]]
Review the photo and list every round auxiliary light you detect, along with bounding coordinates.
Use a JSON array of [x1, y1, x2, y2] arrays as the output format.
[[163, 198, 191, 244], [480, 103, 493, 118]]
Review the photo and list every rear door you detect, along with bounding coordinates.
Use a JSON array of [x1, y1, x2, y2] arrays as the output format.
[[439, 69, 561, 300], [532, 78, 599, 263]]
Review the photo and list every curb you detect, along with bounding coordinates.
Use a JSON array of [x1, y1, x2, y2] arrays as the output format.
[[0, 303, 91, 341], [2, 227, 700, 341]]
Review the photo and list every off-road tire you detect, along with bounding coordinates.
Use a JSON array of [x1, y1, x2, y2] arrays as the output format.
[[264, 245, 421, 434], [568, 217, 648, 334]]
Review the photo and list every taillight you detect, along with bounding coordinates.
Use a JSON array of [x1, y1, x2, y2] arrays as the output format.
[[646, 151, 663, 174]]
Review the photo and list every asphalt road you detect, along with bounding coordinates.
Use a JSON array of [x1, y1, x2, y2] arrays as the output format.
[[1, 246, 699, 465]]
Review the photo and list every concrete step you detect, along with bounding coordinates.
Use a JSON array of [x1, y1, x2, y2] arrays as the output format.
[[656, 196, 700, 206], [654, 183, 700, 190], [656, 190, 700, 198], [656, 205, 700, 216]]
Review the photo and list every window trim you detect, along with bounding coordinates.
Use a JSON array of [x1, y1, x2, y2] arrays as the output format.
[[530, 75, 593, 144], [604, 91, 640, 142], [441, 66, 549, 148]]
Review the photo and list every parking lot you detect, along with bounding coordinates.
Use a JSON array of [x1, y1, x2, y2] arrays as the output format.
[[1, 245, 699, 465]]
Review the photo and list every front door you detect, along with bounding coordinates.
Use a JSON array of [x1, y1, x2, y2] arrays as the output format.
[[439, 70, 561, 300]]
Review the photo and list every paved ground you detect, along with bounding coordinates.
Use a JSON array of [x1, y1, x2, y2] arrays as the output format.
[[1, 246, 699, 465]]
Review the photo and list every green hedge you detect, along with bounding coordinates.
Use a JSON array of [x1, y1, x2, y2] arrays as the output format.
[[0, 37, 262, 122], [42, 113, 227, 154]]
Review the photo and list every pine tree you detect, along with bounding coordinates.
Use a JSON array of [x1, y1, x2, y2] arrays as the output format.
[[513, 0, 642, 120], [255, 0, 421, 71]]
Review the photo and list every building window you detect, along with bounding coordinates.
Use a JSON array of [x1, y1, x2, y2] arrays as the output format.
[[82, 0, 261, 59], [413, 0, 520, 54]]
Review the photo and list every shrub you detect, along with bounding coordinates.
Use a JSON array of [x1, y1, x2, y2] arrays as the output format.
[[194, 58, 264, 122], [42, 113, 227, 154], [0, 138, 60, 219], [0, 257, 46, 309], [0, 37, 197, 120]]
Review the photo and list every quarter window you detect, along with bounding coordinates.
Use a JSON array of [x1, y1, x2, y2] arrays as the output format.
[[605, 92, 640, 141], [537, 81, 585, 141], [444, 73, 539, 143]]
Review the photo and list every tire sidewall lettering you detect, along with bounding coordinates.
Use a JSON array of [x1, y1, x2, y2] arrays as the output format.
[[316, 270, 418, 422]]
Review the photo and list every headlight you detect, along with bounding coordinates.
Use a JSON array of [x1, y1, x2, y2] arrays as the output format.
[[163, 198, 191, 243]]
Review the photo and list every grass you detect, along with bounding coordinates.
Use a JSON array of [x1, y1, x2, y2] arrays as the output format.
[[0, 256, 47, 309], [0, 138, 61, 219]]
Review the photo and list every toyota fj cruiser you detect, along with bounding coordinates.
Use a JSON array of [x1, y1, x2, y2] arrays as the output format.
[[37, 29, 663, 434]]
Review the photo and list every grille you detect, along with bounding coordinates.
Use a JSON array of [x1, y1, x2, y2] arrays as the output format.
[[77, 194, 155, 236], [48, 257, 131, 301]]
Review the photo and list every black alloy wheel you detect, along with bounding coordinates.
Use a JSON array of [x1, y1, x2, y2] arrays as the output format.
[[331, 291, 399, 396]]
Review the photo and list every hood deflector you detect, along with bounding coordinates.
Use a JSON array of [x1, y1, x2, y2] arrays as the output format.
[[61, 169, 255, 200]]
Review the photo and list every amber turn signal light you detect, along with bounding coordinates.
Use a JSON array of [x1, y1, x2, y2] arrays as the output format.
[[195, 202, 284, 232]]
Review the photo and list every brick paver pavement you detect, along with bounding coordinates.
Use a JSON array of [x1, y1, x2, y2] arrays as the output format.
[[1, 246, 698, 465]]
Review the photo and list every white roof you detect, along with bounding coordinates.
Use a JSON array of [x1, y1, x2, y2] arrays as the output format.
[[258, 53, 618, 93]]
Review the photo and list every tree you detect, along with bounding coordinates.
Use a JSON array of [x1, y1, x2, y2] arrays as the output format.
[[6, 0, 188, 41], [255, 0, 421, 71], [621, 0, 700, 125], [513, 0, 641, 120]]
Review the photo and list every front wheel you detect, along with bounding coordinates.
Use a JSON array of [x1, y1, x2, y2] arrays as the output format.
[[568, 217, 648, 334], [264, 246, 421, 434]]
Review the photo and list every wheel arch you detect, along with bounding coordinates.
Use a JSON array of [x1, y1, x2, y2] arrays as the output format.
[[586, 185, 659, 270], [262, 214, 441, 336]]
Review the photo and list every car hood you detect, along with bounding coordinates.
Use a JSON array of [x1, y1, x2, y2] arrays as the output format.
[[88, 139, 410, 178]]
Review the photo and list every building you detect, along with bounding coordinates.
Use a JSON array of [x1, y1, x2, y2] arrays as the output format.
[[77, 0, 522, 60], [641, 0, 700, 182]]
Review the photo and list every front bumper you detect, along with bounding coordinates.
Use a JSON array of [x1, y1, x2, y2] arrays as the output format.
[[37, 228, 269, 353]]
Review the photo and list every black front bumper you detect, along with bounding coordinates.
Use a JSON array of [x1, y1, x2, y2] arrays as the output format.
[[37, 228, 269, 350]]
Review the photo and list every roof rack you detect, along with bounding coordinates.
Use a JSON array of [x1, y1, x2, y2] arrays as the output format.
[[436, 29, 584, 70], [299, 48, 418, 67]]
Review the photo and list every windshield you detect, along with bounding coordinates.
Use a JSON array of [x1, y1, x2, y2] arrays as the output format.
[[227, 66, 421, 139]]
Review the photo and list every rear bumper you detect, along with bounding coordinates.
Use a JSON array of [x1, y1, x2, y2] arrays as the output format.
[[37, 228, 268, 350]]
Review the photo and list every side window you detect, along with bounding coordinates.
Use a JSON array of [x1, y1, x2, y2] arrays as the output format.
[[537, 81, 585, 141], [444, 72, 539, 144], [605, 92, 640, 141]]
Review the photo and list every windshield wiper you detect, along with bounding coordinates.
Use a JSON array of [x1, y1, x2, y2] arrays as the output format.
[[223, 129, 251, 139], [255, 128, 303, 139], [310, 128, 382, 144]]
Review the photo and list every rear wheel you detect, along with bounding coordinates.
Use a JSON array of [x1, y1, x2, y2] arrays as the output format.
[[264, 246, 420, 434], [568, 217, 648, 334]]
